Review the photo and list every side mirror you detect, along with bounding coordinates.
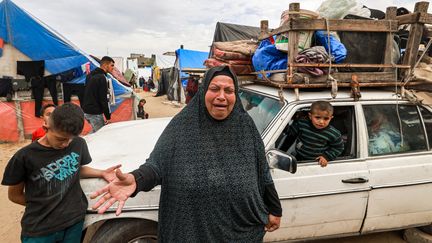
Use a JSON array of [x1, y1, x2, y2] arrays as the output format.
[[266, 149, 297, 174]]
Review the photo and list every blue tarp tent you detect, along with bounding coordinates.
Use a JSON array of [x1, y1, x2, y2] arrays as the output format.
[[0, 0, 130, 96], [175, 49, 208, 86], [167, 49, 208, 102]]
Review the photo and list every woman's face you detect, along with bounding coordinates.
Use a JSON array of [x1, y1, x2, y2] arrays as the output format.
[[205, 75, 236, 120]]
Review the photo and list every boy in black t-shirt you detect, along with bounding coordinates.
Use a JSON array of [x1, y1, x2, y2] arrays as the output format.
[[2, 103, 120, 242]]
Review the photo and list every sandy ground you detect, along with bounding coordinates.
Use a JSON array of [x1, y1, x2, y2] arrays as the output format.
[[0, 91, 408, 242]]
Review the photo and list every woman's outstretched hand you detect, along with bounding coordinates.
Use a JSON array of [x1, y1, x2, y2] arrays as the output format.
[[90, 169, 137, 216]]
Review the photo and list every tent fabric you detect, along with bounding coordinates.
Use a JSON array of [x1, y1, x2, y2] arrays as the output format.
[[209, 22, 262, 59], [0, 0, 88, 74], [0, 101, 19, 142], [0, 0, 131, 97], [155, 68, 172, 97], [212, 22, 261, 43], [171, 48, 208, 103], [0, 96, 137, 142], [0, 0, 134, 142], [155, 55, 176, 69], [175, 48, 208, 80], [175, 49, 208, 72]]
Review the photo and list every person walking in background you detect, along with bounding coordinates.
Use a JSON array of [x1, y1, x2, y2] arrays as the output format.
[[139, 76, 145, 88], [91, 66, 282, 242], [82, 56, 115, 133], [2, 103, 120, 243], [31, 103, 56, 142]]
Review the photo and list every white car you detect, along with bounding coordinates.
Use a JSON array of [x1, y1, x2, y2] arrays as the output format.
[[81, 84, 432, 242]]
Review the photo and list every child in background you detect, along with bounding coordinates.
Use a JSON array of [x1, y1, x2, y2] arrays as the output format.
[[32, 103, 56, 142], [137, 99, 149, 119], [2, 103, 120, 242], [289, 101, 344, 167]]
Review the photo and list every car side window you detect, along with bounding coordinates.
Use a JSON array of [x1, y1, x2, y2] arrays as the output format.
[[275, 105, 356, 161], [239, 90, 283, 134], [419, 106, 432, 149], [363, 104, 427, 156]]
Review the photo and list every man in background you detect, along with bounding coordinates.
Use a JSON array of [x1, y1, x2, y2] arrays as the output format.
[[82, 56, 114, 133]]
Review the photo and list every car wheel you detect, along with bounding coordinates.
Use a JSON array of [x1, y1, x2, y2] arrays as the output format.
[[90, 218, 158, 243]]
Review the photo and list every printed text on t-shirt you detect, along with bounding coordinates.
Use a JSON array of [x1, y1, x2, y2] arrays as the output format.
[[31, 152, 80, 182]]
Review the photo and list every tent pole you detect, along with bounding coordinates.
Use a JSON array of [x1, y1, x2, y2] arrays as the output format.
[[15, 100, 25, 141], [61, 82, 64, 102]]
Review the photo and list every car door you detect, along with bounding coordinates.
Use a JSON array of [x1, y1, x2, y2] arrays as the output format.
[[263, 102, 370, 242], [361, 103, 432, 233]]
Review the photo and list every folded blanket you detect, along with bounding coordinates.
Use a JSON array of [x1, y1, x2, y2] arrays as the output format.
[[204, 58, 253, 75], [213, 40, 258, 56], [213, 48, 251, 61], [214, 56, 251, 65], [295, 46, 330, 76]]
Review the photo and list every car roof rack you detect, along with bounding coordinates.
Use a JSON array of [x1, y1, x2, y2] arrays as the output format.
[[245, 1, 432, 100]]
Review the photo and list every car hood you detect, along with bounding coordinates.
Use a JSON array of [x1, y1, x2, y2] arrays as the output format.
[[84, 117, 172, 173]]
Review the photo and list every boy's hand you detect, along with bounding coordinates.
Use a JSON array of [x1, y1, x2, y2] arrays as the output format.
[[265, 214, 281, 232], [101, 164, 121, 182], [91, 169, 136, 216], [316, 156, 328, 167]]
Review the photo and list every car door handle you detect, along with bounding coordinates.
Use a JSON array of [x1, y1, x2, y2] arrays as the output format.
[[342, 177, 369, 184]]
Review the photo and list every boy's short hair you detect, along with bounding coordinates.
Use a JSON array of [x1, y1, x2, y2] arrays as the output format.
[[40, 103, 56, 116], [50, 103, 84, 136], [310, 101, 333, 114], [139, 99, 146, 104], [101, 56, 114, 65]]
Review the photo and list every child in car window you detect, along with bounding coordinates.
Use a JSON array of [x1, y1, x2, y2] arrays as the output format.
[[289, 101, 344, 167]]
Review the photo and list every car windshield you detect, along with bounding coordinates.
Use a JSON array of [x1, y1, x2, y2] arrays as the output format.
[[239, 89, 283, 134]]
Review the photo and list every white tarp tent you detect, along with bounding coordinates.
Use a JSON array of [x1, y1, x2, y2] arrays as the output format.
[[155, 55, 176, 69]]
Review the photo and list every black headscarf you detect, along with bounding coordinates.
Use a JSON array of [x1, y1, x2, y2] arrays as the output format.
[[138, 65, 273, 242]]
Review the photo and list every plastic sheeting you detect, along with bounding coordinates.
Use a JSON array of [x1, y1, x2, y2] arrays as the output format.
[[0, 0, 131, 97], [212, 22, 261, 43], [252, 39, 287, 78], [155, 55, 176, 69], [0, 0, 89, 74], [314, 31, 347, 64], [316, 0, 371, 19], [0, 96, 137, 142], [175, 48, 208, 80]]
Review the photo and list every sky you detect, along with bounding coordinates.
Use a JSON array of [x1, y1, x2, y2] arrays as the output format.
[[11, 0, 421, 58]]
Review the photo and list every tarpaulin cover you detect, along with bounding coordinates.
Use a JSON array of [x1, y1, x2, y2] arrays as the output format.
[[0, 101, 19, 142], [155, 55, 176, 69], [252, 39, 287, 78], [0, 37, 3, 56], [314, 31, 347, 64], [0, 0, 131, 97], [175, 48, 208, 81], [0, 97, 136, 142], [0, 0, 88, 74], [212, 22, 261, 43]]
